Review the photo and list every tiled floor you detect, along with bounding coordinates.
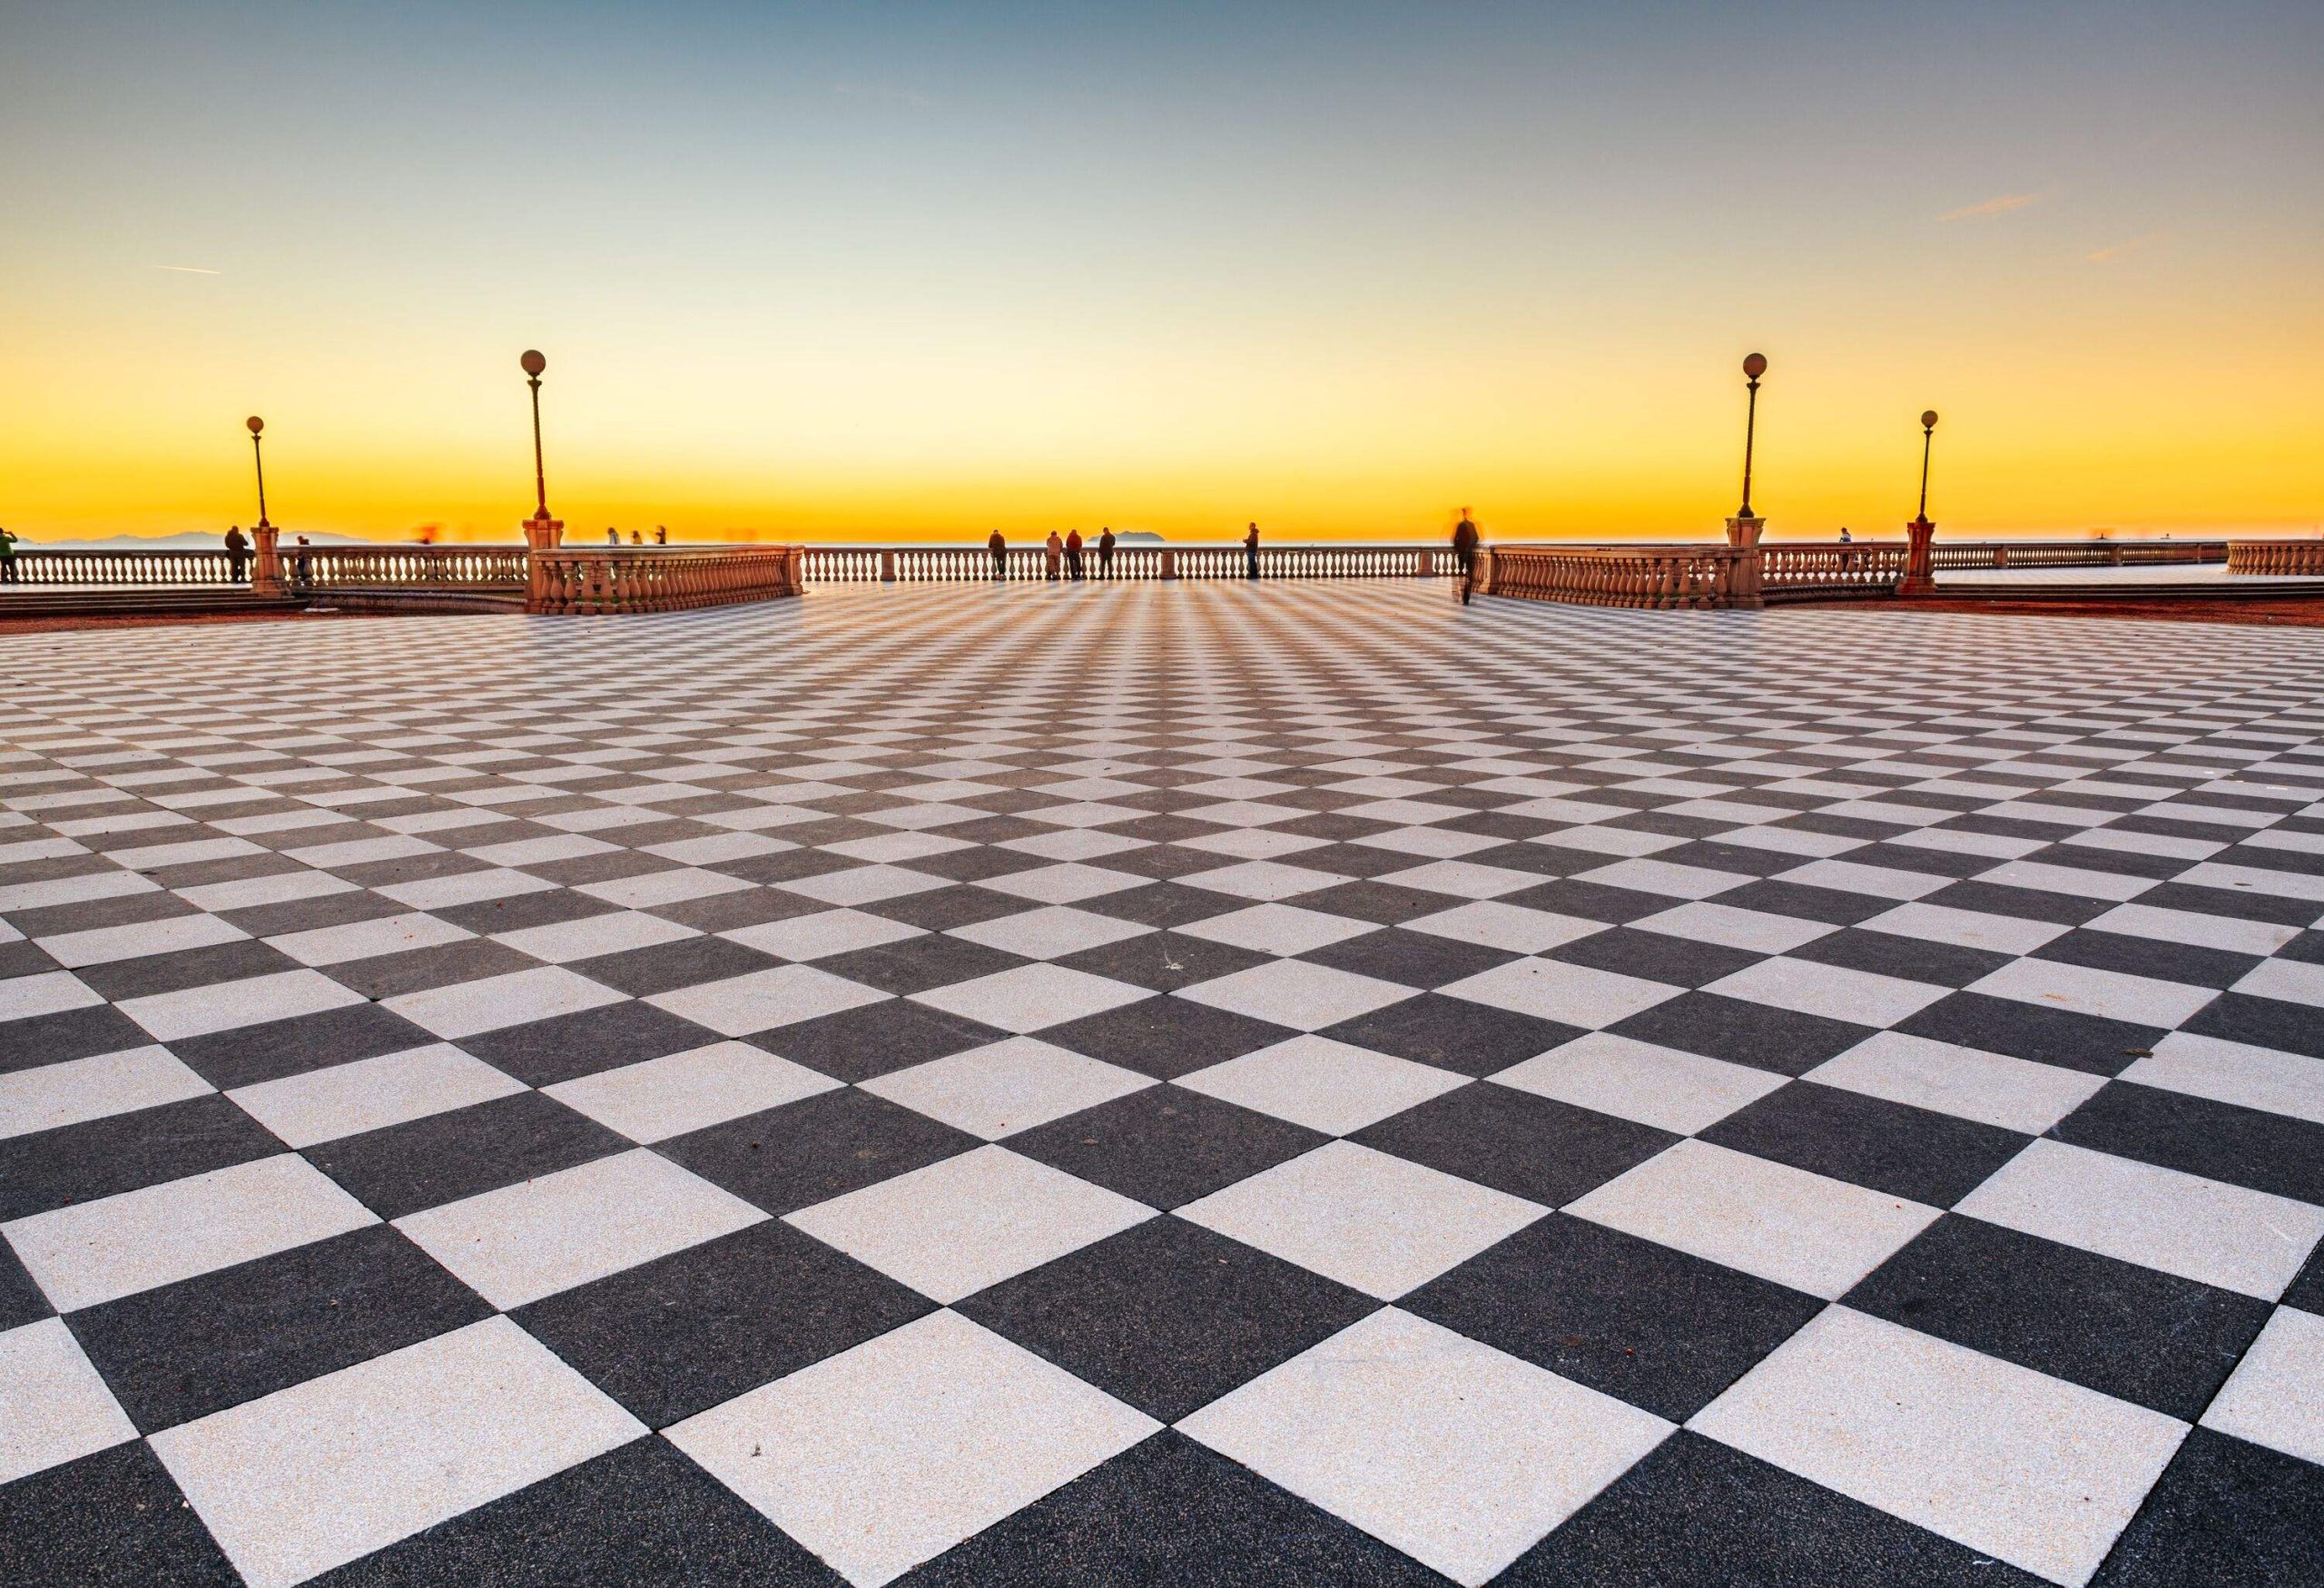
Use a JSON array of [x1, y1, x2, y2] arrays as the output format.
[[3, 581, 2323, 1587]]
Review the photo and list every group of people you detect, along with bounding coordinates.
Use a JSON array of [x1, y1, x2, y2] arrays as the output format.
[[986, 521, 1289, 582], [606, 526, 671, 546]]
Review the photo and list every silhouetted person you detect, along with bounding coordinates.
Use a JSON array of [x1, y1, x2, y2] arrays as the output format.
[[630, 529, 643, 546], [1045, 530, 1063, 580], [988, 528, 1008, 579], [606, 528, 619, 546], [1066, 528, 1085, 580], [1245, 521, 1261, 578], [291, 536, 312, 587], [1452, 508, 1480, 604], [1098, 526, 1116, 578], [655, 525, 669, 545], [1837, 527, 1853, 543], [222, 525, 250, 585], [0, 526, 18, 584]]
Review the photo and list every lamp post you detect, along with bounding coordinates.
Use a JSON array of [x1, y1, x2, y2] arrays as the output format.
[[1737, 351, 1768, 520], [518, 349, 562, 551], [1902, 409, 1940, 597], [245, 417, 285, 597], [246, 416, 271, 529], [1724, 352, 1768, 610]]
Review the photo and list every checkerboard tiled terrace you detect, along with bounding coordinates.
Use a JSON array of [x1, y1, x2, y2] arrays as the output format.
[[4, 582, 2321, 1587]]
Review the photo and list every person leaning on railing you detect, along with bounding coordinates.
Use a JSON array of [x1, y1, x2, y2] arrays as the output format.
[[0, 525, 19, 584], [222, 525, 250, 585]]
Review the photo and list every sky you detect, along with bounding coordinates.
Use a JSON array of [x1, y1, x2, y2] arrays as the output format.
[[3, 1, 2319, 545]]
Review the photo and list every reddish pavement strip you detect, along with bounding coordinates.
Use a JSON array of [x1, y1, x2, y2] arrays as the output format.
[[1806, 596, 2324, 628], [0, 610, 387, 635]]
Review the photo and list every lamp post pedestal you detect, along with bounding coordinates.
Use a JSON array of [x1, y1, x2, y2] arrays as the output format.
[[522, 512, 565, 611], [1724, 515, 1765, 549], [1901, 516, 1937, 595], [522, 511, 564, 551], [251, 523, 285, 597]]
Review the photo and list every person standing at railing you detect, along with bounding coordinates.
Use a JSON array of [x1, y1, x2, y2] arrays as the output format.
[[1245, 522, 1261, 578], [1045, 529, 1063, 580], [222, 525, 250, 584], [606, 528, 619, 546], [290, 536, 312, 587], [0, 526, 17, 585], [655, 526, 669, 545], [1098, 527, 1116, 579], [1452, 509, 1479, 604], [1065, 528, 1085, 581], [988, 528, 1008, 580]]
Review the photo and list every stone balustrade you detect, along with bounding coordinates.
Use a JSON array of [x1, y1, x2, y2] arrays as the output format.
[[801, 543, 1449, 582], [1932, 540, 2224, 569], [1479, 545, 1754, 609], [1761, 541, 1909, 595], [2226, 540, 2324, 576], [527, 545, 803, 615], [284, 545, 528, 588], [5, 548, 243, 585]]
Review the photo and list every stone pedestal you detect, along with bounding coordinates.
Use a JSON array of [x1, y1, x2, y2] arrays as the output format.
[[521, 512, 565, 551], [1901, 516, 1936, 596], [880, 549, 897, 584], [522, 513, 565, 613], [250, 523, 284, 597], [1724, 516, 1765, 607], [1158, 548, 1177, 580]]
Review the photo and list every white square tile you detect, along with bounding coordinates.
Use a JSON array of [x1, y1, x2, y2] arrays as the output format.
[[117, 968, 367, 1042], [1566, 1139, 1938, 1298], [947, 904, 1152, 961], [1176, 826, 1330, 860], [721, 908, 923, 962], [667, 1310, 1157, 1588], [1178, 1035, 1469, 1135], [640, 831, 798, 866], [1955, 1139, 2324, 1300], [384, 965, 625, 1041], [998, 827, 1149, 862], [1180, 1307, 1671, 1586], [1691, 1307, 2184, 1587], [265, 911, 477, 967], [151, 1317, 643, 1588], [492, 909, 699, 963], [2084, 903, 2299, 957], [378, 868, 557, 911], [1855, 902, 2069, 956], [776, 863, 950, 908], [1177, 1140, 1544, 1299], [787, 1144, 1152, 1303], [1492, 1033, 1787, 1134], [577, 866, 755, 909], [1177, 902, 1377, 957], [2232, 955, 2324, 1009], [1966, 959, 2216, 1028], [1573, 858, 1752, 901], [1179, 859, 1343, 902], [1975, 860, 2156, 902], [1777, 858, 1955, 901], [862, 1038, 1153, 1139], [0, 1317, 138, 1484], [1177, 959, 1414, 1032], [1352, 824, 1504, 859], [4, 1154, 377, 1311], [464, 832, 618, 867], [395, 1149, 766, 1307], [1403, 902, 1605, 955], [2200, 1305, 2324, 1466], [0, 1046, 212, 1140], [35, 912, 250, 968], [645, 962, 889, 1036], [0, 969, 103, 1023], [1441, 958, 1678, 1030], [228, 1044, 527, 1149], [1702, 957, 1947, 1028], [1806, 1031, 2102, 1134], [1375, 860, 1543, 901], [1630, 901, 1835, 955], [544, 1041, 839, 1142], [910, 962, 1147, 1033], [979, 862, 1147, 904], [2122, 1031, 2324, 1125]]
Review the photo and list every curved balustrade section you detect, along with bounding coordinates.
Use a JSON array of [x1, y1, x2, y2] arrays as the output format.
[[1482, 545, 1750, 609], [2226, 540, 2324, 576], [1933, 540, 2225, 570], [1761, 541, 1907, 596], [288, 546, 527, 587], [8, 549, 241, 586], [528, 546, 804, 615], [793, 543, 1450, 582]]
